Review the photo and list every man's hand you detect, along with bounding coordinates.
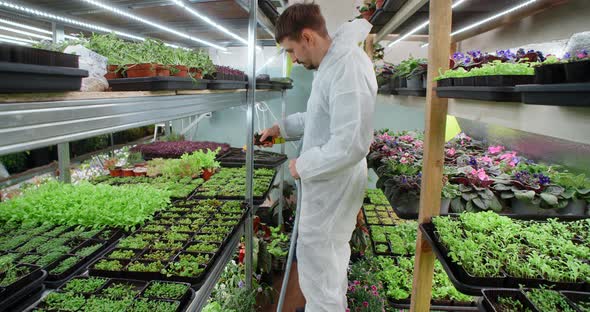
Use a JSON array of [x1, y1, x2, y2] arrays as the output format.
[[259, 124, 281, 147], [289, 159, 300, 180]]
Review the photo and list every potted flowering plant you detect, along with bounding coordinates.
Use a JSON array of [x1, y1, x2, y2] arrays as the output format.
[[347, 280, 386, 312], [534, 55, 567, 84], [103, 158, 122, 177], [357, 1, 376, 21], [449, 164, 502, 213]]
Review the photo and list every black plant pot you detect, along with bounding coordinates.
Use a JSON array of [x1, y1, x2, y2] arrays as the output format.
[[455, 77, 475, 86], [437, 78, 454, 87], [534, 63, 566, 84], [565, 60, 590, 83], [397, 76, 407, 88]]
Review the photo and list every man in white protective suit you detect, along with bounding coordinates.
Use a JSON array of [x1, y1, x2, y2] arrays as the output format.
[[259, 3, 377, 311]]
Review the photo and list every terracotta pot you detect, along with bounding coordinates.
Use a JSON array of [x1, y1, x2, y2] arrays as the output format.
[[156, 64, 170, 77], [376, 0, 384, 9], [105, 65, 123, 79], [133, 167, 148, 177], [109, 168, 122, 177], [172, 65, 189, 77], [202, 169, 215, 181], [189, 67, 203, 79], [361, 9, 375, 21], [122, 168, 135, 177], [125, 63, 157, 78]]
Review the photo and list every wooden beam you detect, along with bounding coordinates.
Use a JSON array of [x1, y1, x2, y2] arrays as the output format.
[[410, 0, 452, 311], [452, 0, 569, 43], [375, 0, 428, 42]]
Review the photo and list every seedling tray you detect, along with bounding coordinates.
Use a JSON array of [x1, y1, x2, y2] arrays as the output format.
[[388, 299, 478, 311], [435, 86, 521, 102], [191, 169, 277, 206], [271, 81, 293, 90], [0, 62, 88, 93], [561, 291, 590, 312], [255, 81, 273, 89], [420, 223, 503, 295], [481, 289, 540, 312], [108, 77, 209, 91], [515, 83, 590, 106], [362, 205, 401, 226], [218, 148, 288, 169], [0, 45, 79, 67], [0, 269, 46, 310], [207, 80, 248, 90], [396, 87, 426, 97], [421, 222, 590, 294]]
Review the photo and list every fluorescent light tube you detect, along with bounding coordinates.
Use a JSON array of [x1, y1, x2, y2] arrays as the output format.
[[0, 25, 52, 40], [80, 0, 226, 50], [0, 33, 37, 44], [0, 37, 30, 45]]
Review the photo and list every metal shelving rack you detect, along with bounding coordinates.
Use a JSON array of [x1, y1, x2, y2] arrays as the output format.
[[0, 0, 283, 308]]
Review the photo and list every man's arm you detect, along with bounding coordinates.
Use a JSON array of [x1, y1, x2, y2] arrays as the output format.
[[259, 112, 306, 145], [295, 88, 374, 181]]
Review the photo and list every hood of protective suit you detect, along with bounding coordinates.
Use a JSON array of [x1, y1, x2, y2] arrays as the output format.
[[319, 19, 372, 70]]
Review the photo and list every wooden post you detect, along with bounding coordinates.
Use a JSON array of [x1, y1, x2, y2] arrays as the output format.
[[410, 0, 452, 311]]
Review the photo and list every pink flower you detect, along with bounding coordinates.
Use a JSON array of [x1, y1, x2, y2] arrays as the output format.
[[371, 285, 377, 291], [346, 309, 350, 312], [414, 141, 423, 148], [477, 168, 489, 181], [354, 280, 361, 285], [488, 145, 505, 154], [446, 148, 456, 156], [350, 286, 356, 292], [373, 291, 379, 296], [480, 156, 493, 163], [399, 135, 413, 142], [363, 301, 369, 308], [400, 157, 408, 164]]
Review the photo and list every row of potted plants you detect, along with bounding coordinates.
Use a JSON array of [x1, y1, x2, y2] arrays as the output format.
[[89, 200, 245, 284], [369, 130, 590, 215], [92, 175, 204, 199], [32, 276, 191, 312], [432, 211, 590, 287], [436, 48, 590, 86], [377, 57, 429, 92]]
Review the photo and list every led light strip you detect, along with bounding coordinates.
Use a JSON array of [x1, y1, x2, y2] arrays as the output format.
[[0, 17, 51, 34], [0, 37, 30, 45], [388, 0, 467, 47], [0, 25, 52, 40], [0, 33, 37, 44], [420, 0, 538, 48], [172, 0, 247, 45], [80, 0, 226, 50]]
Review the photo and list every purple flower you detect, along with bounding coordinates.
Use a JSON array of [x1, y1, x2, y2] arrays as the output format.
[[563, 52, 572, 59], [538, 174, 551, 186], [469, 157, 478, 168], [238, 280, 244, 288]]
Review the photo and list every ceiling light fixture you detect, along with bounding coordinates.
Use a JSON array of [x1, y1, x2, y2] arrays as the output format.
[[80, 0, 226, 50], [0, 17, 51, 34], [420, 0, 538, 48], [388, 0, 468, 47]]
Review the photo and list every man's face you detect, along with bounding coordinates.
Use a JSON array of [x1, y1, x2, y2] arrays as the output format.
[[281, 36, 316, 70]]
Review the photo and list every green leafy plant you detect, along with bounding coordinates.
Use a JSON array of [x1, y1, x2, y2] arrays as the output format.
[[94, 259, 124, 271], [164, 253, 210, 277], [142, 281, 189, 299], [75, 243, 104, 258], [108, 249, 138, 260], [49, 256, 80, 275], [526, 288, 576, 312], [42, 292, 86, 311], [62, 277, 107, 293], [186, 242, 219, 253], [128, 298, 180, 312], [496, 296, 532, 312], [82, 296, 133, 312], [127, 261, 165, 272], [267, 226, 289, 258], [101, 282, 141, 299]]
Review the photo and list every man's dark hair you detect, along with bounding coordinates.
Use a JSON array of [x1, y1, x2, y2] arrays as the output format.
[[275, 3, 329, 43]]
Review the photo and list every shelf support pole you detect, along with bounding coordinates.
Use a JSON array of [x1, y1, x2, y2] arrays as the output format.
[[410, 0, 452, 311], [245, 0, 258, 290], [52, 22, 64, 43], [278, 51, 288, 227], [57, 142, 71, 183]]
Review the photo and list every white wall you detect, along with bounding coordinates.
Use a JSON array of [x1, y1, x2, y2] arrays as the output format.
[[382, 41, 428, 63]]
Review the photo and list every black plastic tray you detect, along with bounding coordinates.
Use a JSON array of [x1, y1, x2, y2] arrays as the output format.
[[396, 87, 426, 97], [108, 77, 209, 91], [0, 45, 79, 68], [421, 222, 590, 294], [561, 291, 590, 312], [435, 86, 521, 102], [481, 289, 539, 312], [0, 62, 88, 93], [208, 80, 248, 90], [515, 83, 590, 106], [191, 169, 277, 206], [0, 270, 46, 311], [389, 299, 479, 311], [420, 223, 501, 296], [255, 82, 273, 89], [370, 9, 392, 26], [218, 148, 288, 169]]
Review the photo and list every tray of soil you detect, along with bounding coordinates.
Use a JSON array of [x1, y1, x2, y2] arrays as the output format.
[[140, 280, 193, 307], [207, 80, 248, 90], [481, 289, 539, 312], [388, 299, 478, 311], [0, 44, 79, 67], [435, 86, 521, 102], [396, 87, 426, 97], [0, 62, 88, 93], [419, 223, 505, 295], [218, 148, 288, 168], [108, 77, 209, 91], [0, 263, 45, 302], [0, 268, 47, 310], [515, 83, 590, 106]]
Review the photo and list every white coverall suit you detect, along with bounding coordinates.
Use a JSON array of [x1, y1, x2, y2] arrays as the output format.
[[279, 19, 377, 311]]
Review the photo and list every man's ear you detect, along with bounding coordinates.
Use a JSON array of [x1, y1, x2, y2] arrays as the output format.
[[301, 29, 314, 45]]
